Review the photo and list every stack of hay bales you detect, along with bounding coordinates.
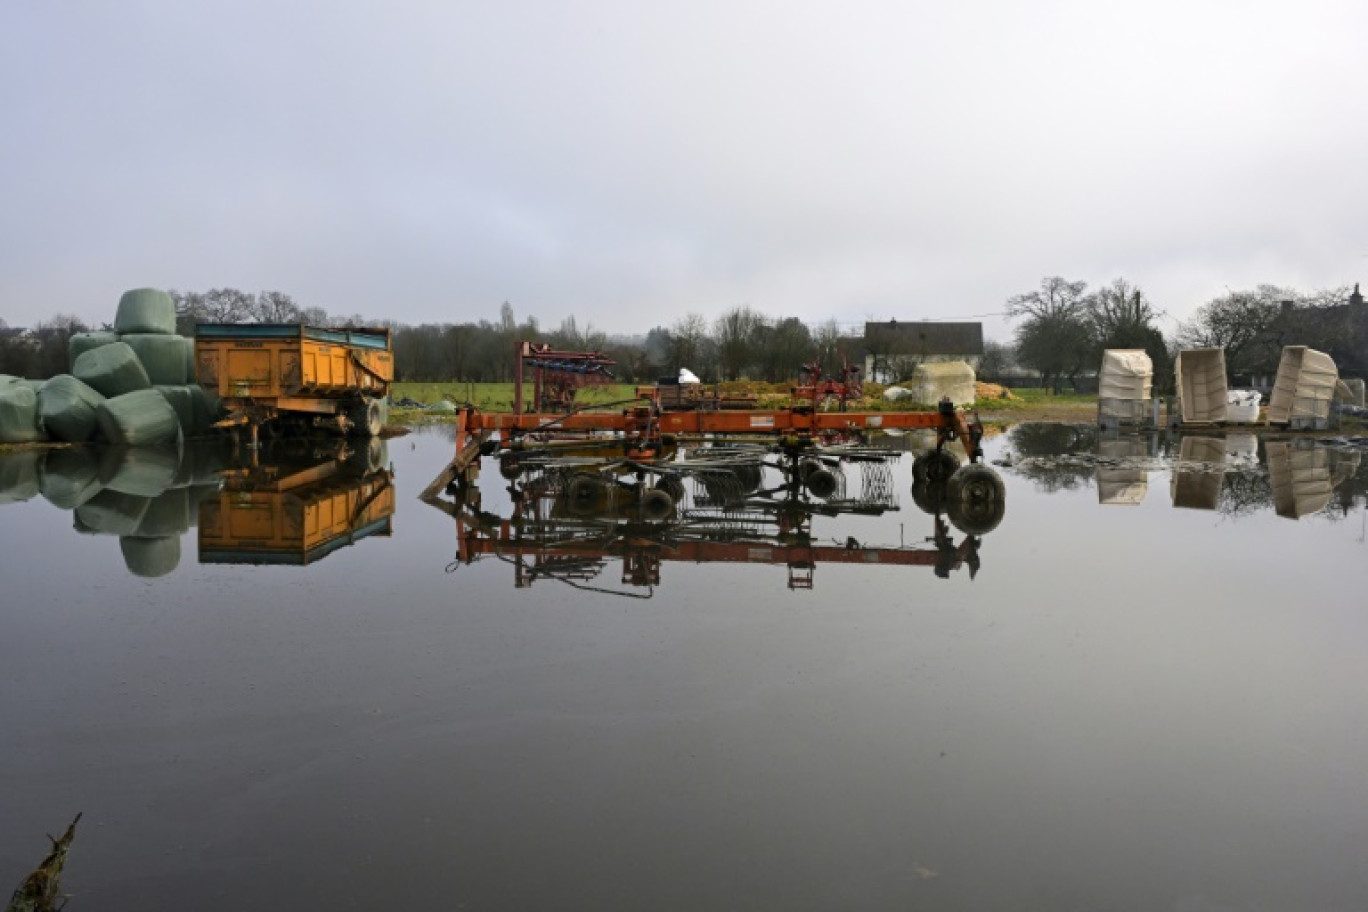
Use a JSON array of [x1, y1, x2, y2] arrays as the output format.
[[0, 288, 220, 444]]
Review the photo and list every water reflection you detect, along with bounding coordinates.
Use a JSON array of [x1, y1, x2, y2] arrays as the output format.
[[0, 437, 393, 575], [432, 445, 1005, 592], [1003, 423, 1366, 520]]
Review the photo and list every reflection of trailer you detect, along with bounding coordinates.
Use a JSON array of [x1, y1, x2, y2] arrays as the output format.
[[195, 324, 393, 442]]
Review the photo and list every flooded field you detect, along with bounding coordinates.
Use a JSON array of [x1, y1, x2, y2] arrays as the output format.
[[2, 424, 1366, 911]]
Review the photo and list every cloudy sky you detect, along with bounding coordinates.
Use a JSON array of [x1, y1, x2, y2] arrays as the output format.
[[3, 0, 1366, 341]]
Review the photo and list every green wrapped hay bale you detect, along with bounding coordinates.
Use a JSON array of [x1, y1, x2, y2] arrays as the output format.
[[134, 487, 190, 537], [40, 447, 104, 509], [192, 384, 221, 432], [155, 385, 196, 434], [74, 341, 152, 399], [114, 287, 177, 335], [0, 384, 43, 443], [69, 331, 119, 371], [38, 374, 105, 443], [0, 449, 43, 504], [122, 333, 189, 384], [184, 441, 228, 485], [120, 535, 181, 578], [183, 336, 198, 384], [99, 444, 181, 496], [96, 389, 180, 447], [186, 482, 222, 526], [75, 489, 151, 535]]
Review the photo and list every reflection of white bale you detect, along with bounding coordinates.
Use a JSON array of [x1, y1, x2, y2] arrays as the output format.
[[1096, 436, 1149, 505], [0, 449, 43, 504], [1171, 436, 1226, 510], [1225, 390, 1262, 424], [1224, 433, 1259, 465], [100, 445, 182, 497], [1268, 346, 1337, 428], [40, 448, 104, 509], [120, 535, 181, 578], [76, 490, 151, 535], [1267, 441, 1334, 519]]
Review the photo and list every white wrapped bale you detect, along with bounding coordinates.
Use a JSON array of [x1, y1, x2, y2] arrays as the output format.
[[38, 374, 105, 442], [114, 288, 177, 335], [0, 450, 43, 504], [122, 333, 189, 384], [76, 489, 151, 535], [96, 389, 180, 447], [134, 488, 190, 537], [68, 331, 119, 371], [120, 535, 181, 578], [99, 444, 181, 496], [0, 384, 43, 443], [40, 447, 104, 509], [74, 341, 152, 398]]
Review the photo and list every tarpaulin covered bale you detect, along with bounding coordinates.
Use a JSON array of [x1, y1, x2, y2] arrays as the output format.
[[155, 385, 196, 435], [75, 489, 151, 535], [68, 331, 119, 370], [0, 384, 43, 443], [121, 333, 190, 385], [95, 389, 180, 447], [1174, 349, 1228, 424], [38, 374, 105, 442], [74, 342, 152, 398], [99, 444, 182, 497], [120, 535, 181, 578], [40, 447, 104, 509], [113, 288, 177, 335], [904, 361, 977, 406], [134, 488, 190, 537], [0, 450, 43, 504], [1267, 346, 1338, 428], [1098, 349, 1154, 427]]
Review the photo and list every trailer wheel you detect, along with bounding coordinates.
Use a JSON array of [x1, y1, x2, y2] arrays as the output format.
[[945, 464, 1005, 535], [566, 474, 607, 515], [639, 488, 675, 521], [349, 399, 383, 437], [804, 467, 838, 499], [913, 448, 960, 484], [653, 474, 686, 503]]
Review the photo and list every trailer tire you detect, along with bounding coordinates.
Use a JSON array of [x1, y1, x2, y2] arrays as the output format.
[[804, 467, 838, 499], [945, 464, 1005, 535], [638, 488, 674, 521], [566, 474, 607, 515], [913, 448, 960, 485], [350, 399, 383, 437]]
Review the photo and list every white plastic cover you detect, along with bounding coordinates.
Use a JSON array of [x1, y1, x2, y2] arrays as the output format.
[[1175, 349, 1228, 424], [1099, 350, 1152, 400], [1267, 346, 1337, 425], [678, 368, 701, 384], [1225, 389, 1262, 424]]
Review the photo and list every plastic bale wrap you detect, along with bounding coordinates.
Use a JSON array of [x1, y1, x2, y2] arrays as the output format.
[[186, 483, 222, 526], [907, 361, 977, 408], [99, 444, 182, 497], [96, 389, 181, 447], [122, 333, 189, 385], [0, 384, 43, 443], [155, 385, 196, 435], [38, 374, 105, 442], [75, 489, 151, 535], [191, 384, 221, 434], [69, 331, 119, 371], [40, 447, 104, 509], [0, 450, 43, 504], [113, 288, 177, 335], [120, 535, 181, 578], [183, 336, 197, 384], [134, 488, 190, 537], [1225, 389, 1262, 424], [184, 441, 229, 485], [74, 342, 152, 399]]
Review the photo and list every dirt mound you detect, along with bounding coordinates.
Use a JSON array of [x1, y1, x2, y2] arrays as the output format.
[[976, 382, 1016, 400]]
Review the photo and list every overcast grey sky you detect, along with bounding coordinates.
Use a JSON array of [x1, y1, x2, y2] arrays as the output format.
[[3, 0, 1366, 341]]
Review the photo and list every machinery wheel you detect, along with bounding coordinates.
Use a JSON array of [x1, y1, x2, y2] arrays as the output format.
[[566, 474, 607, 515], [913, 448, 960, 484], [945, 464, 1006, 535], [654, 474, 686, 503], [910, 480, 949, 516], [347, 438, 387, 476], [498, 457, 523, 480], [638, 488, 675, 522], [349, 399, 384, 437], [732, 463, 763, 493], [804, 467, 838, 499]]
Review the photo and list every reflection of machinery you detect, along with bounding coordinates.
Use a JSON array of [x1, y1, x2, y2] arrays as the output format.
[[198, 440, 394, 565], [438, 452, 999, 594]]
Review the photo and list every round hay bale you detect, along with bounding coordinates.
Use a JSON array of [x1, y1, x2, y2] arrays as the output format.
[[38, 374, 105, 442], [191, 384, 221, 433], [74, 341, 152, 398], [0, 384, 43, 444], [96, 389, 180, 447], [186, 482, 222, 527], [183, 336, 197, 384], [68, 332, 119, 372], [76, 489, 151, 535], [40, 447, 104, 509], [185, 441, 228, 485], [122, 334, 190, 384], [120, 535, 181, 578], [134, 488, 190, 537], [114, 288, 177, 335], [155, 385, 196, 434], [99, 444, 181, 496], [0, 449, 43, 504]]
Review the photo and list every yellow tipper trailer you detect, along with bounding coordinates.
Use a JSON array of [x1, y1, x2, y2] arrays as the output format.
[[195, 323, 392, 438]]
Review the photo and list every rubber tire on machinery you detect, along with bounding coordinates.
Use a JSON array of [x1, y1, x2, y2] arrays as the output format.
[[654, 474, 686, 503], [566, 474, 607, 516], [348, 438, 386, 476], [804, 467, 838, 499], [499, 457, 523, 480], [349, 399, 383, 437], [732, 463, 763, 493], [913, 448, 960, 485], [910, 480, 949, 516], [638, 488, 675, 522], [945, 464, 1006, 536]]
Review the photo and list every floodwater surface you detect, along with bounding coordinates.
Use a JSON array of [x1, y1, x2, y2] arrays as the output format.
[[1, 424, 1366, 911]]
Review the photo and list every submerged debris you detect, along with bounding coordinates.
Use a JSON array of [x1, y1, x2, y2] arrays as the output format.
[[6, 814, 81, 912]]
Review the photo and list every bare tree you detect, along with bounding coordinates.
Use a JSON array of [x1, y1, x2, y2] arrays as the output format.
[[1006, 277, 1093, 391], [714, 306, 765, 380]]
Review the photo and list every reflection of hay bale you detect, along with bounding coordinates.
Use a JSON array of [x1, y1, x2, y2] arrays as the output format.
[[120, 535, 181, 578], [114, 288, 177, 335], [122, 334, 189, 384], [38, 374, 105, 442], [1171, 436, 1226, 510], [40, 447, 104, 509], [99, 445, 181, 496], [1268, 346, 1337, 427], [76, 490, 151, 535], [96, 390, 180, 446], [186, 483, 222, 527], [1267, 441, 1334, 519], [0, 384, 43, 443], [74, 342, 151, 399], [134, 488, 191, 537], [0, 449, 43, 504]]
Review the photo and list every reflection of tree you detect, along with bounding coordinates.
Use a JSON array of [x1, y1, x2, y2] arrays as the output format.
[[1216, 469, 1274, 518], [1008, 423, 1100, 457]]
